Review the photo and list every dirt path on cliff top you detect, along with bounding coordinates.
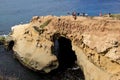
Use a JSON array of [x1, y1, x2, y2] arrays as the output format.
[[0, 45, 84, 80]]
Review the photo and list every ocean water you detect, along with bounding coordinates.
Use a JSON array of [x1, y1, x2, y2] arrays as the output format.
[[0, 0, 120, 34], [0, 1, 120, 80]]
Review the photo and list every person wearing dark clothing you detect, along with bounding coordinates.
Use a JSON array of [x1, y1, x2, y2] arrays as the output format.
[[72, 12, 77, 20], [77, 13, 80, 16], [108, 13, 111, 17], [83, 13, 85, 16]]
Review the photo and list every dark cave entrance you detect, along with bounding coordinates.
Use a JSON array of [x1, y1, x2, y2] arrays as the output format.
[[51, 35, 85, 80], [52, 33, 77, 70], [7, 40, 14, 50], [56, 36, 77, 70]]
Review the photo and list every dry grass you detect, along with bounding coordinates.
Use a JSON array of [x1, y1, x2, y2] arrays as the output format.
[[111, 14, 120, 20]]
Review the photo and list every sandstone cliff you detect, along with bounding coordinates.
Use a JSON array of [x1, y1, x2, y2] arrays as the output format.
[[7, 15, 120, 80]]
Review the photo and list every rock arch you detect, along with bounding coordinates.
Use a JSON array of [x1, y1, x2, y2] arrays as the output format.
[[6, 16, 120, 80]]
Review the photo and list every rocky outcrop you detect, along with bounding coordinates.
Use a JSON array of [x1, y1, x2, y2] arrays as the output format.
[[7, 15, 120, 80]]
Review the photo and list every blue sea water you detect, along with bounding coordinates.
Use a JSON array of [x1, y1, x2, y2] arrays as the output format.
[[0, 0, 120, 34]]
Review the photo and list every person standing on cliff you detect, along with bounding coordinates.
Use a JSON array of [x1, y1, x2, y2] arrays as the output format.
[[72, 12, 77, 20], [108, 13, 111, 17], [99, 12, 102, 16]]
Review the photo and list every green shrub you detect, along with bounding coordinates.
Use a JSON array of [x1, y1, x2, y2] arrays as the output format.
[[33, 26, 44, 35], [0, 36, 5, 40], [0, 36, 5, 44], [40, 19, 52, 28], [33, 19, 52, 35]]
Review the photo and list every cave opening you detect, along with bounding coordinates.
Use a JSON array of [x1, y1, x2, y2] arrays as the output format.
[[51, 34, 85, 80], [56, 36, 77, 70], [52, 33, 77, 70], [7, 40, 14, 50]]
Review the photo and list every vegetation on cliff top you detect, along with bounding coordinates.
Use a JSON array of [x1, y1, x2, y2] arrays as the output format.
[[33, 19, 52, 35], [40, 19, 52, 28], [104, 13, 120, 19], [111, 14, 120, 19]]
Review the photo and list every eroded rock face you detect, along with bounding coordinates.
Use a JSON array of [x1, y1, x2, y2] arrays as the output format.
[[8, 15, 120, 80], [9, 21, 58, 73]]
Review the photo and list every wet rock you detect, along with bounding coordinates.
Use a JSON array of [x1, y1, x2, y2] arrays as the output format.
[[0, 36, 5, 45]]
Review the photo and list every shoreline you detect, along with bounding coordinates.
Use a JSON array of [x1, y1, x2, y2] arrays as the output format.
[[0, 15, 120, 80], [0, 44, 84, 80]]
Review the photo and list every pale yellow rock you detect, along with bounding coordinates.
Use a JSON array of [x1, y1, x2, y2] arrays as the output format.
[[72, 45, 111, 80], [10, 20, 58, 73], [8, 15, 120, 79]]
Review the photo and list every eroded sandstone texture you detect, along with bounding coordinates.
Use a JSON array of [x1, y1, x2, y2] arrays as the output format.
[[7, 15, 120, 80]]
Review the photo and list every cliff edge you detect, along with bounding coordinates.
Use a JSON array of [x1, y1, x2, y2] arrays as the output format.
[[6, 15, 120, 80]]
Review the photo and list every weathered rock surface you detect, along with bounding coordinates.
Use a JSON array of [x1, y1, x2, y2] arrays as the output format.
[[7, 15, 120, 80]]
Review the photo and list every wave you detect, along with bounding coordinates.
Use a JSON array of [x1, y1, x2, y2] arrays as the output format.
[[0, 31, 9, 35]]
